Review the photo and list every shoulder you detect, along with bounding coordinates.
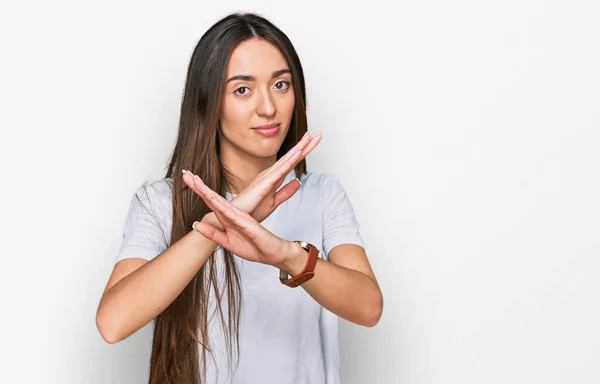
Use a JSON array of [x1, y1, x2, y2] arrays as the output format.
[[300, 171, 339, 186], [134, 177, 173, 197], [300, 171, 345, 196], [129, 177, 173, 212], [296, 172, 351, 213]]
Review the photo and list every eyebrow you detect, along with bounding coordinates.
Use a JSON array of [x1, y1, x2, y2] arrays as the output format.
[[226, 69, 291, 83]]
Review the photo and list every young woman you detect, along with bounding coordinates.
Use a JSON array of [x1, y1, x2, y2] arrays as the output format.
[[96, 12, 383, 384]]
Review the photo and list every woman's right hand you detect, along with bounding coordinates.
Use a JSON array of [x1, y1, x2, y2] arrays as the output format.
[[182, 130, 322, 229]]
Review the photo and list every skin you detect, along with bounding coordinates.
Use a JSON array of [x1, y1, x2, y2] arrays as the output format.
[[95, 39, 338, 345], [183, 38, 383, 327], [218, 37, 297, 194]]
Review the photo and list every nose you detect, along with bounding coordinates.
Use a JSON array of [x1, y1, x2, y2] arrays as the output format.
[[255, 88, 276, 117]]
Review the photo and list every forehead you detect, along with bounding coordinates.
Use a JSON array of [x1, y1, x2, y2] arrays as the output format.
[[226, 38, 289, 77]]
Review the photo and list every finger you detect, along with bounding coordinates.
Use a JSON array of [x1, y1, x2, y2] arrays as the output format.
[[259, 131, 313, 183], [190, 174, 230, 213], [273, 130, 312, 166], [271, 171, 290, 193], [188, 182, 234, 229], [182, 170, 209, 203], [209, 196, 283, 256], [272, 133, 311, 169], [296, 131, 322, 159], [265, 132, 321, 188], [210, 202, 235, 230], [185, 173, 238, 228], [267, 131, 322, 181], [192, 221, 230, 248], [184, 171, 226, 215], [194, 175, 248, 231], [272, 178, 302, 208], [209, 195, 262, 241], [265, 163, 295, 191], [182, 171, 200, 193], [253, 133, 314, 193]]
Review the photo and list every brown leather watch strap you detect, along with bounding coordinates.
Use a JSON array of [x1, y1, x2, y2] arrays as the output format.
[[279, 241, 319, 287]]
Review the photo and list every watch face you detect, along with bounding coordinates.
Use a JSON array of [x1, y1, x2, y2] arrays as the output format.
[[296, 240, 314, 251], [294, 241, 320, 260], [281, 242, 319, 287]]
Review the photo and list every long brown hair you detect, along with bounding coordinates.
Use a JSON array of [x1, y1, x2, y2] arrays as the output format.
[[149, 12, 308, 383]]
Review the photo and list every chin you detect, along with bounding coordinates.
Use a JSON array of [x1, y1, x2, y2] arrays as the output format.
[[251, 143, 283, 159]]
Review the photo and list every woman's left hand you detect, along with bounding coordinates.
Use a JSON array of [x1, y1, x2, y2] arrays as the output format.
[[190, 175, 292, 267]]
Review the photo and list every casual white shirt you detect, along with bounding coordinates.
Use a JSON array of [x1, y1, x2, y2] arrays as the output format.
[[115, 168, 365, 383]]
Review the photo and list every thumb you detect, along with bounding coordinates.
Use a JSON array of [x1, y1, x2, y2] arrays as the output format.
[[272, 178, 302, 208]]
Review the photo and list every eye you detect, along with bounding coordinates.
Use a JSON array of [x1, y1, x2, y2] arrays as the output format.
[[273, 80, 291, 91], [234, 86, 251, 97]]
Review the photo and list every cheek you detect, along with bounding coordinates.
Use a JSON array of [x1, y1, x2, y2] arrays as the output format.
[[221, 97, 253, 126], [279, 93, 296, 119]]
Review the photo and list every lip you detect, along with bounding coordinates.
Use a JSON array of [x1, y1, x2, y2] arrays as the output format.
[[252, 123, 280, 137], [253, 123, 280, 130]]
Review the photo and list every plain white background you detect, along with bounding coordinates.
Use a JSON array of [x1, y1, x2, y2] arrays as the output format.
[[1, 0, 598, 383]]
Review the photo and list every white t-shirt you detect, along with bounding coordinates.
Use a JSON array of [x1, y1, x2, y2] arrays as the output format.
[[115, 168, 365, 384]]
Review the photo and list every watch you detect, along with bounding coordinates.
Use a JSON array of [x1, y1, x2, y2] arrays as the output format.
[[279, 241, 320, 287]]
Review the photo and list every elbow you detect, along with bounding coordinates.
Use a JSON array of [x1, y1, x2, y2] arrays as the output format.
[[364, 307, 383, 328], [96, 308, 122, 344], [364, 293, 383, 328]]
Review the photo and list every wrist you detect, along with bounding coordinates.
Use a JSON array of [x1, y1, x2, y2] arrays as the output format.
[[201, 212, 224, 231], [276, 241, 309, 276]]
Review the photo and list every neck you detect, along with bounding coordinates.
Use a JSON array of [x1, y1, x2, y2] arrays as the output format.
[[219, 144, 278, 195]]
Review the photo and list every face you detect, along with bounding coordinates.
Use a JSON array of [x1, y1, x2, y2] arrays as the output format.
[[219, 38, 295, 160]]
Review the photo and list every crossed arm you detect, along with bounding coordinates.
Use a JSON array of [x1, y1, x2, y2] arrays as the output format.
[[280, 241, 383, 327]]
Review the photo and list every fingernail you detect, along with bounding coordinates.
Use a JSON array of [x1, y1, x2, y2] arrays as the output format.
[[296, 177, 302, 185], [302, 131, 310, 138], [314, 129, 322, 137], [192, 221, 205, 232]]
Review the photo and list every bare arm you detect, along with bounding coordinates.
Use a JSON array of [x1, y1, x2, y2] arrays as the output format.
[[96, 132, 322, 344], [278, 242, 383, 327], [95, 218, 218, 344]]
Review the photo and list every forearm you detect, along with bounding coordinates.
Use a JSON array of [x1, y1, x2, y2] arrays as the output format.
[[278, 243, 383, 327], [97, 228, 218, 343]]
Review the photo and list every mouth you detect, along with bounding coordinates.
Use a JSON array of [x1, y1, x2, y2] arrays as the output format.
[[252, 123, 280, 130], [252, 123, 281, 137]]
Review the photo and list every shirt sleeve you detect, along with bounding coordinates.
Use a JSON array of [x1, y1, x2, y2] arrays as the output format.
[[322, 174, 365, 258], [114, 181, 171, 264]]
